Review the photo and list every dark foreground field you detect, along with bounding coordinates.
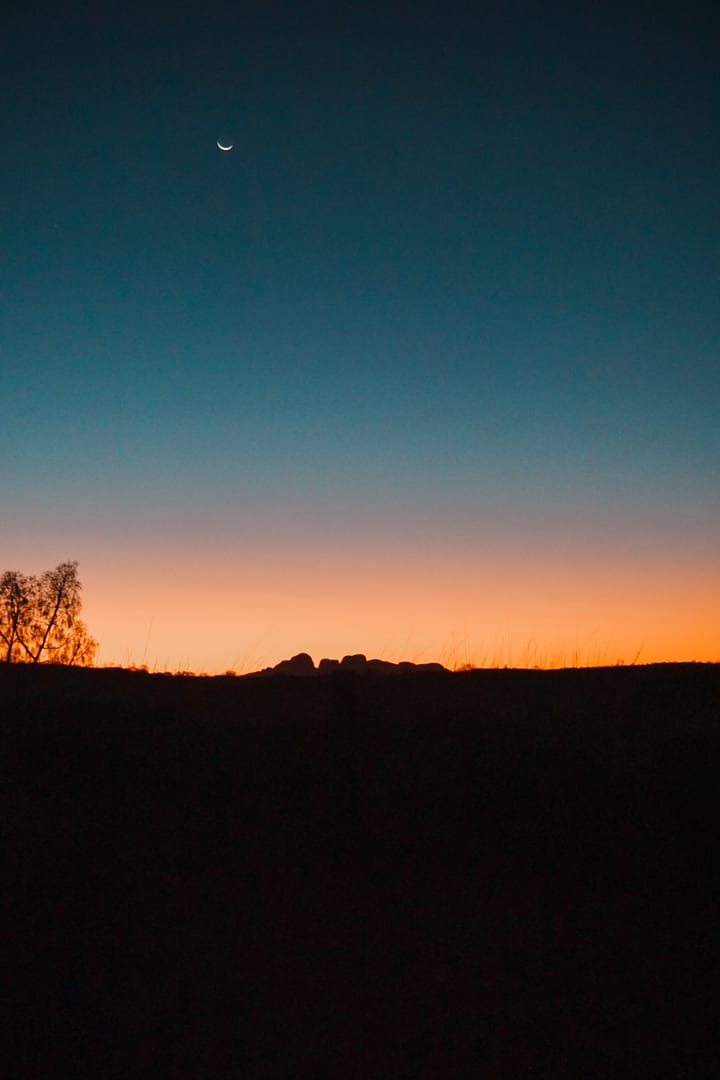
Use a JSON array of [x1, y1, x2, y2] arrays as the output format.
[[3, 663, 719, 1077]]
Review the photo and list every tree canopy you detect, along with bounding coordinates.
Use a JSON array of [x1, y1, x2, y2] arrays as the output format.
[[0, 561, 98, 665]]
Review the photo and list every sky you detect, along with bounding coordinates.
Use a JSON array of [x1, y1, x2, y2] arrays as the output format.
[[2, 0, 719, 672]]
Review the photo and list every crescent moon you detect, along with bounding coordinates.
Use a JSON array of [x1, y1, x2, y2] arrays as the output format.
[[217, 141, 233, 152]]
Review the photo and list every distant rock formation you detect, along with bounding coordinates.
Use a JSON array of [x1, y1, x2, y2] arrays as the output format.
[[262, 652, 316, 677], [249, 652, 448, 677], [317, 658, 340, 675], [339, 653, 367, 674]]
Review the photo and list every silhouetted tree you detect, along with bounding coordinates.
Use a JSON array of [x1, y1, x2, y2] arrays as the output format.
[[0, 561, 98, 665], [0, 570, 33, 663]]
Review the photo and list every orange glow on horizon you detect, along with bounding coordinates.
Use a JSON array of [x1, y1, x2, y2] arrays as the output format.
[[80, 544, 720, 674]]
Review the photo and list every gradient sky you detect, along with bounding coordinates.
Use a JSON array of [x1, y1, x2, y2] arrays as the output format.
[[3, 0, 719, 671]]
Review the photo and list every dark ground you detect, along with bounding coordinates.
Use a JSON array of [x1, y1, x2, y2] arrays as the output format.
[[3, 663, 719, 1078]]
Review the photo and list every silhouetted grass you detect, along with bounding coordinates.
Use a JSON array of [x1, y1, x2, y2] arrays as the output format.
[[3, 663, 719, 1077]]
